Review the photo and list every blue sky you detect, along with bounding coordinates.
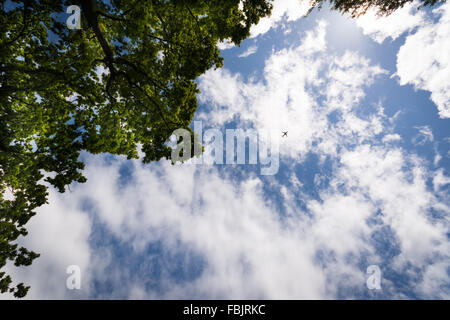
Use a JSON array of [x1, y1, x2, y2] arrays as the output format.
[[4, 1, 450, 299]]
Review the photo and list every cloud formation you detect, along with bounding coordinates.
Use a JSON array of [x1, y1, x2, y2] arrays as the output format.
[[396, 3, 450, 118], [4, 19, 448, 300], [356, 1, 426, 43], [250, 0, 311, 38], [199, 21, 388, 160], [238, 45, 259, 58], [356, 1, 450, 118]]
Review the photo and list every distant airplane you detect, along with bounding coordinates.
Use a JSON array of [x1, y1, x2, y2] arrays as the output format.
[[282, 131, 288, 137]]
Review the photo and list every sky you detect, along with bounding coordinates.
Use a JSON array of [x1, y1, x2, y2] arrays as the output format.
[[3, 0, 450, 299]]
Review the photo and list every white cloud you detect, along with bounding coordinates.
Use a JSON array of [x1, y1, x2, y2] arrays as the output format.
[[433, 168, 450, 192], [250, 0, 311, 38], [356, 1, 426, 43], [217, 39, 235, 51], [412, 126, 434, 145], [2, 190, 93, 299], [199, 21, 387, 160], [11, 138, 447, 299], [238, 45, 258, 58], [382, 133, 402, 143], [355, 1, 450, 118], [396, 2, 450, 118], [21, 157, 331, 299], [218, 0, 311, 50], [94, 64, 109, 83], [337, 146, 448, 268]]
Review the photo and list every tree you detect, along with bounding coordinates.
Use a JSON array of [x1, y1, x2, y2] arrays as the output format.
[[309, 0, 446, 17], [0, 0, 273, 297]]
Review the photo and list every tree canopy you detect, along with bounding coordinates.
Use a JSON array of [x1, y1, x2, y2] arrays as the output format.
[[0, 0, 273, 298]]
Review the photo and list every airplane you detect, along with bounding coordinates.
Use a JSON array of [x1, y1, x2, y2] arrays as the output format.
[[282, 131, 288, 137]]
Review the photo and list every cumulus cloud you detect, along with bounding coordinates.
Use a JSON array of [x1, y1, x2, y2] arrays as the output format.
[[382, 134, 402, 143], [199, 21, 387, 160], [356, 1, 426, 43], [8, 138, 447, 299], [337, 146, 448, 268], [355, 1, 450, 118], [238, 45, 258, 58], [218, 0, 310, 50], [217, 39, 235, 51], [250, 0, 311, 38], [396, 2, 450, 118], [433, 169, 450, 192], [9, 140, 448, 299], [2, 190, 92, 299]]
